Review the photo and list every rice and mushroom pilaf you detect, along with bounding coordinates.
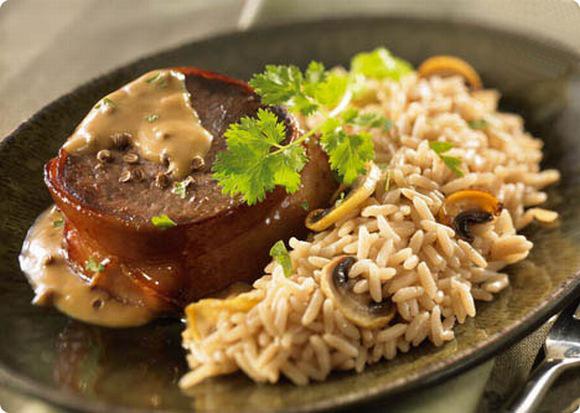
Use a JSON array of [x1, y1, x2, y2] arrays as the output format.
[[179, 67, 560, 388]]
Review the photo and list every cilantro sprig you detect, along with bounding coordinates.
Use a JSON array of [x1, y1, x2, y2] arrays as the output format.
[[320, 118, 375, 185], [213, 49, 412, 205], [429, 141, 464, 177], [249, 62, 348, 116], [213, 109, 307, 205], [351, 47, 413, 81]]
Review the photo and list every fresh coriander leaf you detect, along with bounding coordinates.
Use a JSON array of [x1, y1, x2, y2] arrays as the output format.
[[429, 141, 454, 154], [52, 218, 64, 228], [429, 141, 464, 177], [292, 94, 319, 116], [304, 61, 326, 84], [212, 109, 307, 205], [269, 240, 293, 277], [343, 109, 392, 131], [270, 145, 307, 193], [249, 63, 348, 115], [145, 114, 159, 123], [358, 113, 392, 131], [351, 48, 413, 81], [441, 155, 464, 177], [312, 72, 349, 108], [85, 257, 105, 273], [151, 214, 177, 229], [468, 119, 488, 130], [341, 108, 359, 123], [321, 119, 375, 185], [300, 201, 310, 211], [249, 65, 303, 106]]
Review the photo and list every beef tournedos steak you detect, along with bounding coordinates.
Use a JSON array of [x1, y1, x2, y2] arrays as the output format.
[[45, 67, 337, 319]]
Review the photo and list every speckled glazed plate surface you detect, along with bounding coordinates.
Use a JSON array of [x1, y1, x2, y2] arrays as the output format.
[[0, 17, 579, 413]]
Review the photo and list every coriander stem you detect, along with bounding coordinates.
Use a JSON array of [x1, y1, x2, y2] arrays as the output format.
[[329, 89, 353, 118], [269, 85, 352, 157], [269, 125, 320, 156], [262, 71, 357, 164]]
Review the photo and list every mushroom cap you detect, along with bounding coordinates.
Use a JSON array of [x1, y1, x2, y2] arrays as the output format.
[[320, 256, 395, 330], [418, 55, 482, 90], [438, 189, 502, 242]]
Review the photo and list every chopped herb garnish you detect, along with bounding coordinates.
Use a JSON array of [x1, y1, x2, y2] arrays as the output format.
[[145, 114, 159, 123], [342, 108, 392, 131], [468, 119, 489, 130], [95, 97, 116, 110], [320, 118, 375, 185], [335, 191, 346, 206], [151, 214, 177, 229], [429, 141, 454, 154], [213, 49, 411, 206], [269, 240, 292, 277], [171, 179, 189, 199], [52, 218, 64, 228], [145, 72, 168, 87], [351, 48, 413, 81], [213, 109, 307, 205], [300, 201, 310, 211], [248, 61, 347, 115], [85, 257, 106, 273], [429, 141, 464, 177]]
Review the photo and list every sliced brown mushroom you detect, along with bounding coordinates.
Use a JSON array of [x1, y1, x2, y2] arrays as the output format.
[[418, 55, 482, 90], [320, 256, 395, 329], [305, 162, 381, 232], [438, 189, 503, 242]]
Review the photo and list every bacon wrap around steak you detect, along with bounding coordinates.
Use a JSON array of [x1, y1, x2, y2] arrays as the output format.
[[45, 67, 337, 318]]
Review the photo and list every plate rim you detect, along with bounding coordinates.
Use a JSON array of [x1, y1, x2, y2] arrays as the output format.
[[1, 15, 580, 413]]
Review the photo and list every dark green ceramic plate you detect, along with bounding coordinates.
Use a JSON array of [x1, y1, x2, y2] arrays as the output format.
[[0, 17, 579, 413]]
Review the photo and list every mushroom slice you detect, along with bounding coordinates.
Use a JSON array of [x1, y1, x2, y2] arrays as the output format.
[[320, 256, 395, 329], [184, 289, 263, 341], [418, 55, 482, 90], [438, 189, 503, 242], [305, 162, 381, 232]]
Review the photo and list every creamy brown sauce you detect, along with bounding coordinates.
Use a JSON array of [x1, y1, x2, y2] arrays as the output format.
[[19, 207, 155, 327], [63, 69, 213, 179]]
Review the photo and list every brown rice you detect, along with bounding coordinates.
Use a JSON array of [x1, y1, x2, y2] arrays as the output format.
[[179, 72, 559, 388]]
